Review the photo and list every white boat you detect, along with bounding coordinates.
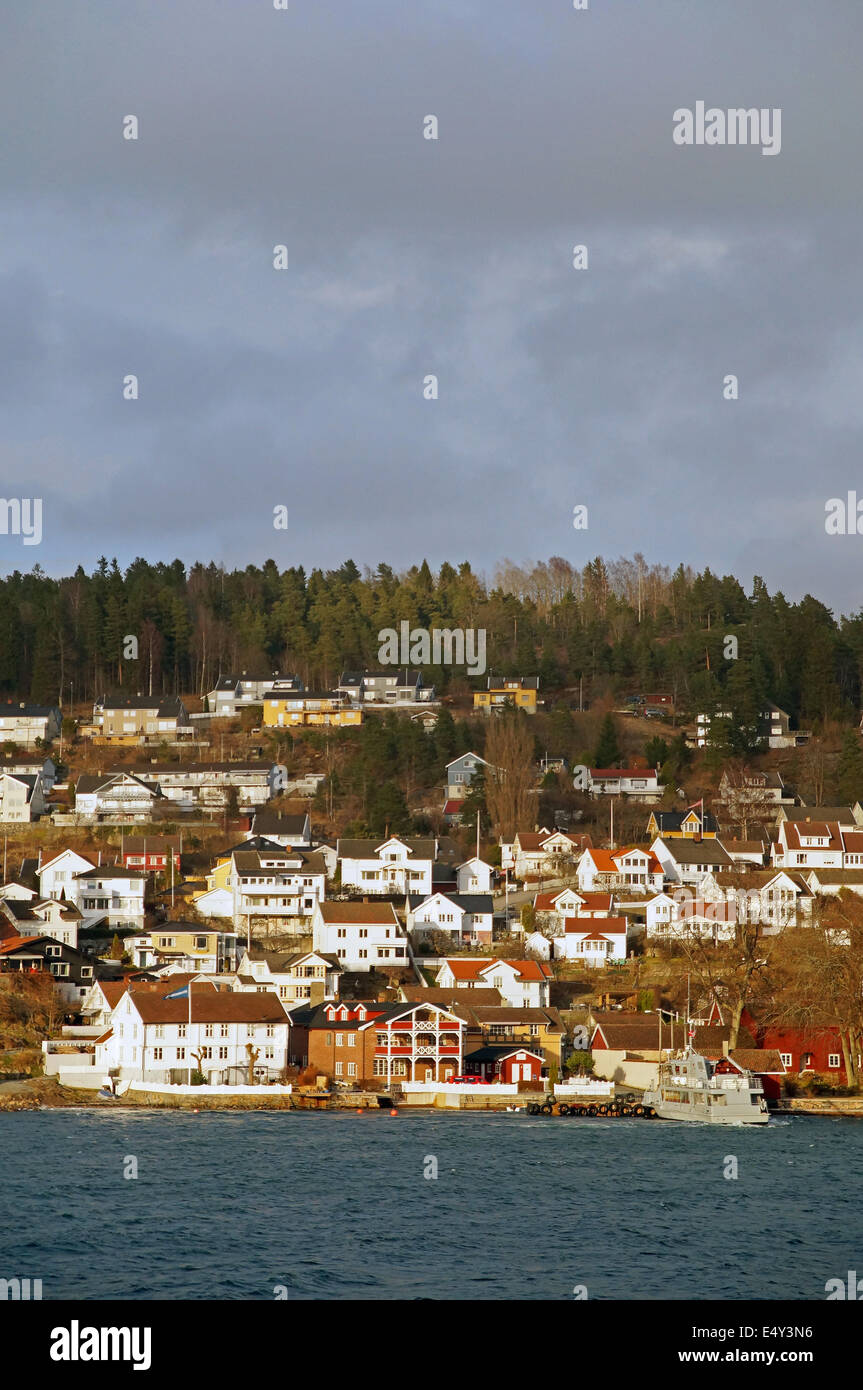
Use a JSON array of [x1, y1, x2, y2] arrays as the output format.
[[643, 1047, 769, 1125]]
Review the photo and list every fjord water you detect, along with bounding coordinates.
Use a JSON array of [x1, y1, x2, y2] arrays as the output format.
[[1, 1110, 859, 1300]]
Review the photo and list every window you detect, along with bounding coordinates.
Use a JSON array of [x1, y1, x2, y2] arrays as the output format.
[[779, 1053, 792, 1067], [335, 1061, 343, 1076], [153, 1047, 163, 1061], [176, 1048, 185, 1061], [178, 1024, 186, 1038], [205, 1024, 214, 1038], [347, 1062, 357, 1077], [219, 1047, 228, 1060], [346, 1033, 356, 1048], [325, 1032, 333, 1046], [828, 1054, 841, 1069], [335, 1032, 344, 1046]]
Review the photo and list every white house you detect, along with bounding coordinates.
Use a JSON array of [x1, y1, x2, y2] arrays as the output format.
[[229, 847, 327, 930], [71, 867, 148, 929], [337, 836, 435, 896], [406, 892, 494, 948], [455, 857, 495, 894], [501, 828, 591, 880], [576, 847, 664, 894], [587, 767, 663, 803], [0, 754, 57, 793], [533, 887, 612, 922], [0, 702, 61, 746], [74, 772, 162, 821], [0, 896, 81, 949], [772, 819, 845, 871], [0, 772, 47, 823], [553, 917, 628, 965], [101, 981, 290, 1085], [38, 850, 97, 903], [123, 760, 288, 812], [247, 811, 312, 847], [650, 836, 734, 886], [235, 946, 341, 1007], [312, 901, 407, 971], [433, 957, 552, 1009]]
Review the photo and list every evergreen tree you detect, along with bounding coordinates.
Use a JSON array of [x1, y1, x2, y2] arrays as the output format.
[[593, 714, 621, 768]]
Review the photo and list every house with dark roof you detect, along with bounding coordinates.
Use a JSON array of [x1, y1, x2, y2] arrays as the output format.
[[91, 695, 191, 743], [0, 770, 47, 822], [74, 771, 163, 822], [406, 891, 494, 947], [0, 701, 61, 746], [337, 835, 437, 896], [473, 675, 539, 716], [234, 945, 341, 1006], [646, 807, 719, 840], [248, 810, 311, 847], [650, 835, 735, 886]]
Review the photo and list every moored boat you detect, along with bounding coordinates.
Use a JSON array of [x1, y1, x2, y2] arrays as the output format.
[[643, 1047, 769, 1125]]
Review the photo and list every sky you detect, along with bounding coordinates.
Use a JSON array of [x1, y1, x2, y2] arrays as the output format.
[[1, 0, 862, 611]]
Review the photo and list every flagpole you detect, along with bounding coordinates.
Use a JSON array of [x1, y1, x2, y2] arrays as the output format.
[[188, 980, 192, 1086]]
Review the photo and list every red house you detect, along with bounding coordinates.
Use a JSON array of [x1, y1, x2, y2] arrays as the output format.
[[709, 1002, 850, 1084], [121, 836, 182, 873], [464, 1045, 544, 1083]]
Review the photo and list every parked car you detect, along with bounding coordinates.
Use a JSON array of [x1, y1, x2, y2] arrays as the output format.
[[448, 1074, 488, 1085]]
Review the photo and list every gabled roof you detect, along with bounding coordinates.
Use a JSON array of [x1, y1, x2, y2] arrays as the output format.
[[317, 901, 400, 925], [654, 838, 734, 866], [336, 836, 436, 859], [439, 957, 552, 982]]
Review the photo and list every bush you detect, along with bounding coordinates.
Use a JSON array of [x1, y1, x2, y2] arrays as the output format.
[[190, 1070, 206, 1086]]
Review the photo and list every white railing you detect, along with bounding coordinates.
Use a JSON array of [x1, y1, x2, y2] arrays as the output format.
[[554, 1079, 614, 1096], [400, 1081, 521, 1096]]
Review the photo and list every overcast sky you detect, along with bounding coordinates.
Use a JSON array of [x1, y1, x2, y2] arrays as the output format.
[[1, 0, 862, 611]]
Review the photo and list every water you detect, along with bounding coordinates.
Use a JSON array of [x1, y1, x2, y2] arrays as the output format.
[[1, 1109, 860, 1300]]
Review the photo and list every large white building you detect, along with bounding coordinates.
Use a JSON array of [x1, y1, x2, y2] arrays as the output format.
[[102, 981, 291, 1084], [337, 836, 435, 896], [312, 901, 407, 971]]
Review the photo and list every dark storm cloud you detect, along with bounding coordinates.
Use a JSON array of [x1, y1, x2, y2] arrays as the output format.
[[1, 0, 861, 610]]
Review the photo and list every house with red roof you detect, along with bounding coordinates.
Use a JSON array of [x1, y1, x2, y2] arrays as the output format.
[[434, 957, 552, 1008], [553, 916, 628, 965], [576, 845, 664, 893]]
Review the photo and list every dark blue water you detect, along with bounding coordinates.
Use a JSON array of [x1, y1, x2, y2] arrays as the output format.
[[1, 1110, 859, 1300]]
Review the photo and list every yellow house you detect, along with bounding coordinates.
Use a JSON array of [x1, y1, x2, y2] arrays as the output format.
[[142, 923, 237, 971], [263, 691, 362, 729], [474, 676, 539, 715]]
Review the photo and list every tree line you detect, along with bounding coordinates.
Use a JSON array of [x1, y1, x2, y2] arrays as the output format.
[[2, 555, 862, 726]]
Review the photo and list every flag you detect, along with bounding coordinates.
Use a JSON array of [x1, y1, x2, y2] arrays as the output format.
[[163, 984, 189, 1000]]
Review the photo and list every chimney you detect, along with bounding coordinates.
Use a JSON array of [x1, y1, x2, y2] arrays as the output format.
[[722, 1040, 729, 1057]]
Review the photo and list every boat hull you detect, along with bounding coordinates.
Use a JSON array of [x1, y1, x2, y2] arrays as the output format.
[[644, 1090, 769, 1124]]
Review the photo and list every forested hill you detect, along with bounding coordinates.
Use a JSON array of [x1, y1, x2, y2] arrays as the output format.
[[1, 554, 861, 724]]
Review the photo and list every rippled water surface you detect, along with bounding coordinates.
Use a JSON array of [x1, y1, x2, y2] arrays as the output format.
[[1, 1109, 859, 1299]]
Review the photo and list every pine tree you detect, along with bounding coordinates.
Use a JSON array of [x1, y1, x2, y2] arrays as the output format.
[[593, 714, 621, 768]]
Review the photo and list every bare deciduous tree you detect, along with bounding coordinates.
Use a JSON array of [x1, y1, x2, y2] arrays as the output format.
[[483, 712, 536, 841]]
